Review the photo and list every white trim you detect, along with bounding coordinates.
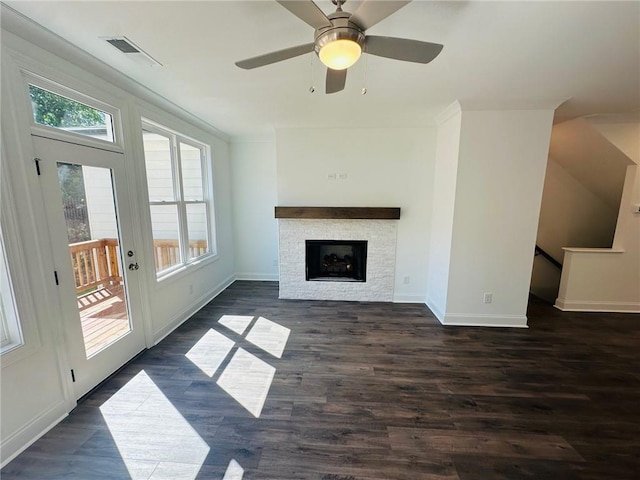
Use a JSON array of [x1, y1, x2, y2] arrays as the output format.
[[141, 119, 218, 283], [235, 273, 279, 281], [0, 237, 23, 354], [0, 402, 68, 468], [441, 313, 529, 328], [425, 296, 446, 324], [0, 144, 42, 366], [562, 247, 625, 254], [555, 299, 640, 313], [24, 72, 122, 149], [436, 101, 462, 125], [150, 254, 221, 287], [152, 274, 235, 345], [1, 43, 78, 411], [393, 294, 427, 304]]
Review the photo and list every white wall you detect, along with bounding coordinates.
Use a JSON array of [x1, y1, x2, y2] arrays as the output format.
[[276, 127, 437, 302], [426, 104, 461, 318], [556, 120, 640, 312], [530, 157, 619, 301], [434, 108, 554, 326], [537, 157, 618, 258], [230, 140, 279, 281], [1, 16, 235, 464], [1, 137, 71, 467], [589, 120, 640, 165]]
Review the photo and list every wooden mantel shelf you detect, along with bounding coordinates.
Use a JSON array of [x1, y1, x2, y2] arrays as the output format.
[[275, 206, 401, 220]]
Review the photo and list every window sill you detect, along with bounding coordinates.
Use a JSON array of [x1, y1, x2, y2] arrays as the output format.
[[153, 253, 219, 287]]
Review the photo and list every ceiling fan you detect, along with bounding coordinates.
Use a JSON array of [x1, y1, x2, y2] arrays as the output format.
[[235, 0, 443, 94]]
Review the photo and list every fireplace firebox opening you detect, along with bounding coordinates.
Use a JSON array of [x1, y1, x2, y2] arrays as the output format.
[[305, 240, 367, 282]]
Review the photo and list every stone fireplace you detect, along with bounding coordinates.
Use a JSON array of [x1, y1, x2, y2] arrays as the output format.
[[276, 207, 400, 302]]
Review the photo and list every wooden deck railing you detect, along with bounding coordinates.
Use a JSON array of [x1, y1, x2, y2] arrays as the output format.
[[69, 239, 122, 294], [152, 239, 208, 272], [69, 238, 209, 293]]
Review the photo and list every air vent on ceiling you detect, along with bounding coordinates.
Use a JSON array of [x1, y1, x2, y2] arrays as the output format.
[[102, 36, 163, 67], [106, 38, 140, 54]]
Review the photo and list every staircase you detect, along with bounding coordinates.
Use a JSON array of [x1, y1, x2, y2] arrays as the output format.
[[531, 115, 639, 312]]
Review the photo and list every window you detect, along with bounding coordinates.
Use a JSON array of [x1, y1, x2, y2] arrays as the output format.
[[0, 231, 23, 354], [142, 122, 213, 278], [28, 84, 115, 143]]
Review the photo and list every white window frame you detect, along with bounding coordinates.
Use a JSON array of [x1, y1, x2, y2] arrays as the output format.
[[141, 120, 215, 280], [0, 154, 41, 364], [22, 72, 124, 153], [0, 232, 23, 353]]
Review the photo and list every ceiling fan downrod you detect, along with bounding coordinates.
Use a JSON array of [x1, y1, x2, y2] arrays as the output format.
[[331, 0, 346, 11]]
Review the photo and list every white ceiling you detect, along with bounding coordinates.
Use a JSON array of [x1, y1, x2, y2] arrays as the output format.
[[4, 0, 640, 139]]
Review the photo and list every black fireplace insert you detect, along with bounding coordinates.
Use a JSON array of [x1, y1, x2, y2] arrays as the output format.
[[305, 240, 367, 282]]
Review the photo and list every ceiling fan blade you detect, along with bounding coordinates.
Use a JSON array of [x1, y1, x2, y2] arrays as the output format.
[[365, 36, 443, 64], [235, 43, 314, 69], [326, 68, 347, 94], [276, 0, 332, 29], [349, 0, 411, 30]]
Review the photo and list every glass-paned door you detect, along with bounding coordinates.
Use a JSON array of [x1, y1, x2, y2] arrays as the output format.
[[34, 136, 145, 399], [58, 162, 131, 357]]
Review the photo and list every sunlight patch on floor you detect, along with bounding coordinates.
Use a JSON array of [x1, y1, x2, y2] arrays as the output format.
[[185, 328, 235, 377], [99, 371, 209, 479], [222, 459, 244, 480], [216, 348, 276, 417], [185, 315, 290, 417], [245, 316, 291, 359], [218, 315, 254, 335]]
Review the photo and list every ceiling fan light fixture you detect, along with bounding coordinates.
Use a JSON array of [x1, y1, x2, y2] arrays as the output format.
[[319, 39, 362, 70], [315, 26, 365, 71]]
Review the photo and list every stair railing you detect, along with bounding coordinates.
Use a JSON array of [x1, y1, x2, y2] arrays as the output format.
[[534, 245, 563, 269]]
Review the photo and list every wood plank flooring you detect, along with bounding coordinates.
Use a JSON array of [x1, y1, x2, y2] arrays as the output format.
[[3, 281, 640, 479]]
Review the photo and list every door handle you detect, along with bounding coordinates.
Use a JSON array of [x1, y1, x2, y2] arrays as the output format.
[[128, 263, 140, 271]]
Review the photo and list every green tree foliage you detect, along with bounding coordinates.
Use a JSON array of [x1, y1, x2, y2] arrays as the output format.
[[28, 86, 100, 243], [29, 85, 105, 128]]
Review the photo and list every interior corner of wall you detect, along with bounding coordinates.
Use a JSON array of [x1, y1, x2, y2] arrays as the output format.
[[425, 296, 445, 325], [436, 101, 462, 125]]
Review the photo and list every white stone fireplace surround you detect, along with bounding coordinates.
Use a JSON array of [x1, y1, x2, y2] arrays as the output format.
[[278, 218, 398, 301]]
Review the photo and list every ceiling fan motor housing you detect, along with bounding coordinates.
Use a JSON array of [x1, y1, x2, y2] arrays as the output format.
[[313, 11, 365, 57]]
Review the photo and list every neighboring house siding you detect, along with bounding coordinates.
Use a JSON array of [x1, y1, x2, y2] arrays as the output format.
[[84, 138, 207, 243]]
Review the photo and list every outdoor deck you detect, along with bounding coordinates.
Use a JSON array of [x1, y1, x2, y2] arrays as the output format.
[[70, 237, 206, 357], [77, 285, 129, 357]]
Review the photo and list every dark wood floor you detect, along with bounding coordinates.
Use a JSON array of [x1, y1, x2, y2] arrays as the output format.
[[3, 281, 640, 479]]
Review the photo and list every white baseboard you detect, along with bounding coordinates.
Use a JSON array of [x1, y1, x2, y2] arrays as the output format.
[[425, 297, 445, 324], [393, 294, 427, 303], [555, 299, 640, 313], [153, 273, 235, 345], [1, 401, 68, 468], [234, 272, 279, 281], [442, 313, 528, 328]]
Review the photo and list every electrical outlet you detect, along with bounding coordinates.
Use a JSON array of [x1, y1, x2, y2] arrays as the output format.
[[403, 276, 410, 285], [327, 173, 337, 180], [483, 292, 492, 304], [189, 284, 194, 295], [339, 173, 348, 180]]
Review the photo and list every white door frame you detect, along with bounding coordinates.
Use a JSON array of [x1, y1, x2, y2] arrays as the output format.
[[34, 135, 146, 399]]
